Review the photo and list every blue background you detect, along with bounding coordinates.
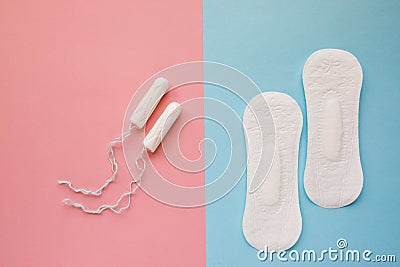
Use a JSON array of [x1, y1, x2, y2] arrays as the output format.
[[204, 0, 400, 266]]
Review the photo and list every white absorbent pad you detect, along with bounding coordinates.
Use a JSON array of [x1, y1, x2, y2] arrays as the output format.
[[242, 92, 302, 251], [302, 48, 363, 208]]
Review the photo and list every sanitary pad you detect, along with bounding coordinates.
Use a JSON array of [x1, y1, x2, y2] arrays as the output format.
[[242, 92, 302, 251], [303, 48, 363, 208]]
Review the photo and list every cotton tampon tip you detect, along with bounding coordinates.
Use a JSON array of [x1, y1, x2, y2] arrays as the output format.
[[144, 102, 181, 152], [130, 77, 169, 129]]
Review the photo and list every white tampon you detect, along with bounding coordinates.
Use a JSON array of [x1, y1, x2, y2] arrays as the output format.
[[130, 77, 169, 129], [144, 102, 181, 152]]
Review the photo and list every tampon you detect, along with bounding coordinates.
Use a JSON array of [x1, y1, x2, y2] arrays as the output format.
[[144, 102, 181, 152], [130, 77, 169, 129]]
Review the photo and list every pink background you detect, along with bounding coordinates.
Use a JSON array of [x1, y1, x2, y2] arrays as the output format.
[[0, 1, 204, 266]]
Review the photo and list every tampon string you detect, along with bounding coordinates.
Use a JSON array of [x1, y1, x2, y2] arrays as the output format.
[[62, 146, 146, 214], [58, 123, 134, 196]]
